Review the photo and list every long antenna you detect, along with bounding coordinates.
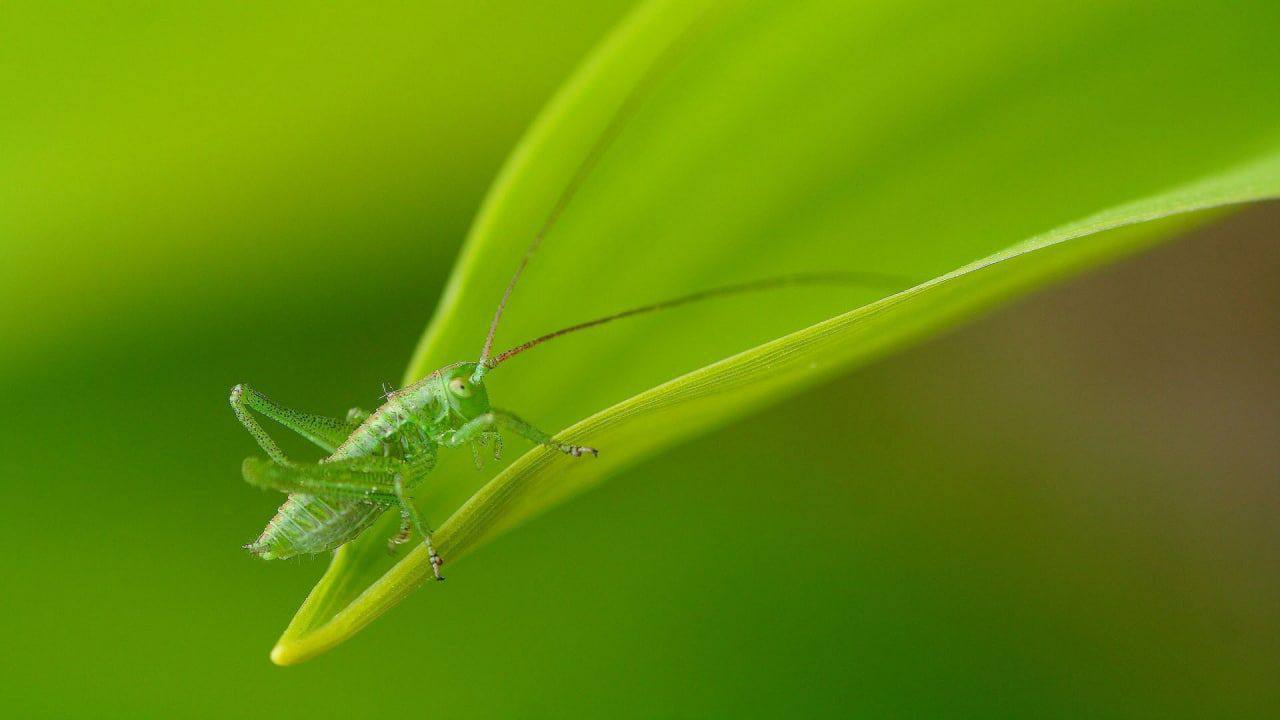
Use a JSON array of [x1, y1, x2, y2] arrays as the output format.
[[485, 271, 914, 369], [473, 6, 721, 382]]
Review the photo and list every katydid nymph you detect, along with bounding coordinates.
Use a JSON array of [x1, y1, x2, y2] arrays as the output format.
[[230, 270, 905, 579], [230, 9, 909, 580]]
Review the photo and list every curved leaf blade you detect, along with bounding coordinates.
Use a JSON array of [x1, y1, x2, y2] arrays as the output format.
[[271, 0, 1280, 663]]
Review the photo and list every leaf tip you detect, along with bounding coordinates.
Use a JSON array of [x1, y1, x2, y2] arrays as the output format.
[[270, 642, 300, 667]]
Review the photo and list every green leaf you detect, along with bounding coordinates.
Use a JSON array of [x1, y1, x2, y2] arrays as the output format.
[[270, 0, 1280, 664]]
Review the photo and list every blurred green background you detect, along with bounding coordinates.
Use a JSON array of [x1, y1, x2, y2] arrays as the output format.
[[2, 1, 1277, 717]]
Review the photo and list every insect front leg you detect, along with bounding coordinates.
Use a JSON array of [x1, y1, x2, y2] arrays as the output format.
[[473, 428, 504, 461], [230, 384, 353, 461], [491, 407, 598, 458], [441, 413, 497, 449], [489, 430, 503, 460], [465, 427, 504, 469]]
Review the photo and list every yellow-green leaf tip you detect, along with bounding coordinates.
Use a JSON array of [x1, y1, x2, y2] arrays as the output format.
[[270, 643, 295, 666]]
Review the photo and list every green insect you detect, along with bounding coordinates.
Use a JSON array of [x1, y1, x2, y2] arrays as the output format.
[[230, 268, 902, 579], [231, 357, 594, 580], [230, 12, 908, 580]]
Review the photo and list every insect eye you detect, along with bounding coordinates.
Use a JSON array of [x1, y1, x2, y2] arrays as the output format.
[[449, 377, 472, 398]]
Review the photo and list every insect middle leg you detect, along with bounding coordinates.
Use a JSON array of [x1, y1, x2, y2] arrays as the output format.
[[389, 510, 414, 552], [373, 450, 445, 579], [393, 473, 444, 581]]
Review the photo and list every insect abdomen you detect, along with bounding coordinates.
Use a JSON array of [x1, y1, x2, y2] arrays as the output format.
[[245, 494, 384, 560]]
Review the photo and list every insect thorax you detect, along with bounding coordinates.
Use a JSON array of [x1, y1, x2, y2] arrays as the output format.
[[325, 377, 453, 461]]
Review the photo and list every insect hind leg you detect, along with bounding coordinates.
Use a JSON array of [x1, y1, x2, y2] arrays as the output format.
[[240, 457, 401, 503], [230, 384, 353, 462]]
